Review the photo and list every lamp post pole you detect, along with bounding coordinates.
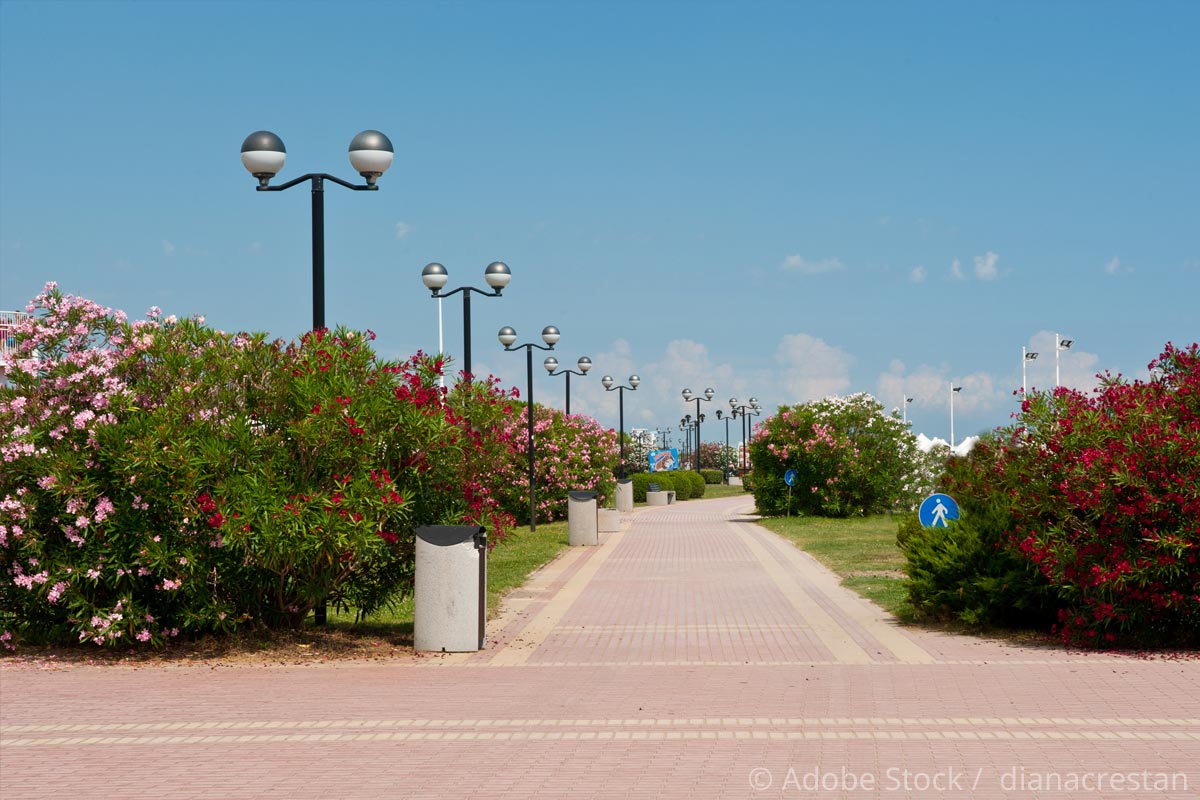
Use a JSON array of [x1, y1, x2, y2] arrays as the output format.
[[1055, 334, 1073, 388], [950, 384, 963, 448], [242, 129, 393, 628], [499, 325, 560, 531], [602, 375, 641, 479], [422, 262, 512, 382], [1022, 347, 1039, 395], [681, 388, 714, 473], [543, 356, 592, 415], [903, 396, 913, 426], [241, 130, 394, 334], [716, 409, 733, 478], [729, 398, 760, 477]]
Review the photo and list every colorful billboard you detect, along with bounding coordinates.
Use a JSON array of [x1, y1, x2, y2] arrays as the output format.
[[649, 449, 679, 472]]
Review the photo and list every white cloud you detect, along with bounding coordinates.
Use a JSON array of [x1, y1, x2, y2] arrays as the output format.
[[395, 222, 412, 240], [950, 258, 964, 279], [1104, 255, 1132, 275], [781, 255, 844, 275], [161, 240, 175, 256], [910, 265, 926, 283], [774, 333, 853, 402], [973, 251, 999, 280]]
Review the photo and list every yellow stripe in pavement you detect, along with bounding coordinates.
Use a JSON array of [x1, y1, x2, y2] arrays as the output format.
[[729, 517, 874, 664], [486, 527, 628, 666]]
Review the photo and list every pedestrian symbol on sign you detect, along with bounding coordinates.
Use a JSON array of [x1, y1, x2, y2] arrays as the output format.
[[918, 493, 960, 528]]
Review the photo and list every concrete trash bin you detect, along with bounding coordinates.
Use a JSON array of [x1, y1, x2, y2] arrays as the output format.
[[414, 525, 487, 652], [568, 490, 599, 546], [615, 479, 634, 512], [597, 508, 621, 532]]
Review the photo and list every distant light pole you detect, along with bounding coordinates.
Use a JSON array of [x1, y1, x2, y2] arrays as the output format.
[[1055, 334, 1073, 388], [949, 384, 963, 448], [422, 262, 512, 382], [681, 387, 714, 472], [543, 355, 591, 414], [902, 396, 914, 426], [654, 428, 671, 449], [716, 409, 733, 479], [602, 374, 640, 479], [729, 397, 760, 476], [241, 130, 394, 335], [1022, 347, 1039, 394], [679, 415, 699, 464], [499, 325, 560, 531]]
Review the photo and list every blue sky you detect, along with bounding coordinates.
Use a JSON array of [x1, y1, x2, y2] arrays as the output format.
[[2, 1, 1197, 446]]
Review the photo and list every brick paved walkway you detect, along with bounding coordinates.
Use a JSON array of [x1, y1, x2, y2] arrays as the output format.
[[2, 495, 1197, 799]]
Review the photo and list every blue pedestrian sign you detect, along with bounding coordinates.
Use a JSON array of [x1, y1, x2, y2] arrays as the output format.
[[919, 493, 960, 528], [783, 469, 798, 487]]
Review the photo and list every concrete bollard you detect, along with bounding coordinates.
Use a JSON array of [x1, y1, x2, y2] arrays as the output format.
[[567, 490, 599, 546]]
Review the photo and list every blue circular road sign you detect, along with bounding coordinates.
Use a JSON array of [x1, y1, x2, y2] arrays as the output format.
[[783, 469, 798, 487], [918, 493, 960, 528]]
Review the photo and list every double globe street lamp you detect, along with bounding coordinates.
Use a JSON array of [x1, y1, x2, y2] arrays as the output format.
[[729, 397, 761, 477], [242, 130, 393, 629], [543, 355, 592, 414], [500, 325, 560, 531], [422, 262, 512, 382], [602, 375, 640, 479], [681, 387, 714, 473], [241, 130, 394, 333]]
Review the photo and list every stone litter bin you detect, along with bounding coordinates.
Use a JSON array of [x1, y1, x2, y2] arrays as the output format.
[[646, 481, 670, 506], [414, 525, 487, 652], [568, 490, 598, 546], [615, 478, 633, 512], [598, 508, 621, 532]]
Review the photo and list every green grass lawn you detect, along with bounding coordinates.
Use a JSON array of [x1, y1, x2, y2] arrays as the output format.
[[755, 513, 915, 620]]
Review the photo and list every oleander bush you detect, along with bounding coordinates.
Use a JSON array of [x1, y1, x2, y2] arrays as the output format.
[[902, 343, 1200, 647], [0, 284, 517, 648], [749, 393, 937, 518], [492, 405, 619, 523]]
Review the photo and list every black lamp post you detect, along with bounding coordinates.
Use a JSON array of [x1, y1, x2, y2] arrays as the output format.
[[715, 409, 732, 479], [602, 374, 640, 479], [242, 129, 392, 628], [729, 397, 761, 477], [543, 355, 592, 414], [500, 325, 560, 531], [681, 387, 714, 473], [654, 428, 671, 449], [241, 130, 394, 333], [422, 262, 512, 382]]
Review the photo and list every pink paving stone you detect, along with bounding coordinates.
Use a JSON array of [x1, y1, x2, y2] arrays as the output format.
[[1, 494, 1197, 799]]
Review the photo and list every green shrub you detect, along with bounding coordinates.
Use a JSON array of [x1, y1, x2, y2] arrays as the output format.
[[899, 496, 1054, 628], [681, 471, 706, 498], [701, 468, 723, 485], [630, 473, 658, 502]]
